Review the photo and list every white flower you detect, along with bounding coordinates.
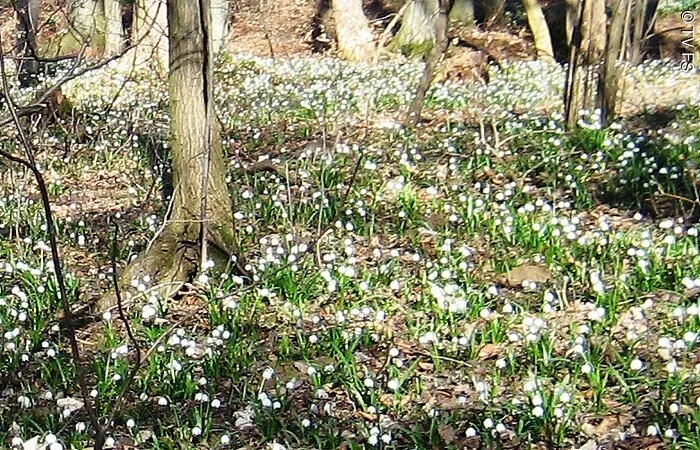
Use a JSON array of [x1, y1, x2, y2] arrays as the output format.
[[630, 358, 643, 371], [262, 367, 275, 380], [220, 435, 230, 445], [191, 426, 202, 436], [141, 304, 157, 320], [483, 418, 493, 429], [388, 379, 399, 391], [465, 427, 477, 437], [532, 406, 544, 417]]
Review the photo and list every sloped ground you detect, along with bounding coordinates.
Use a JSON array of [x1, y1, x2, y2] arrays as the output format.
[[1, 51, 699, 450]]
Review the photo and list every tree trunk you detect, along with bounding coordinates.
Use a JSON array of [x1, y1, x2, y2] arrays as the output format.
[[449, 0, 475, 27], [210, 0, 229, 55], [564, 0, 577, 47], [599, 0, 628, 125], [628, 0, 658, 64], [522, 0, 555, 62], [14, 0, 41, 87], [102, 0, 123, 56], [579, 0, 606, 63], [61, 0, 105, 53], [103, 0, 244, 310], [393, 0, 439, 56], [564, 0, 605, 63], [331, 0, 375, 61], [406, 0, 449, 124], [132, 0, 169, 73]]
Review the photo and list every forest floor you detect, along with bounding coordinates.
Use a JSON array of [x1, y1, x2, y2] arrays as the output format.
[[1, 1, 700, 450]]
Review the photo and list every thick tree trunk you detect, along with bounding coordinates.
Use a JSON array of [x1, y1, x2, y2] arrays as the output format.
[[102, 0, 244, 310], [14, 0, 41, 87], [522, 0, 555, 62], [60, 0, 105, 53], [580, 0, 606, 62], [564, 0, 605, 63], [449, 0, 475, 27], [210, 0, 230, 55], [393, 0, 439, 56], [599, 0, 628, 125], [102, 0, 123, 56], [331, 0, 375, 61], [132, 0, 169, 73]]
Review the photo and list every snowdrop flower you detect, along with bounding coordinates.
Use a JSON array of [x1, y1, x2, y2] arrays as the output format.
[[630, 358, 643, 371], [262, 367, 275, 380]]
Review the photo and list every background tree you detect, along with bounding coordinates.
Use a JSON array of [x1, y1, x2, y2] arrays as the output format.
[[332, 0, 375, 61], [131, 0, 169, 73], [628, 0, 659, 64], [522, 0, 554, 62], [54, 0, 104, 55], [407, 0, 448, 123], [14, 0, 41, 86], [103, 0, 124, 56], [449, 0, 475, 27], [393, 0, 439, 56], [599, 0, 629, 125]]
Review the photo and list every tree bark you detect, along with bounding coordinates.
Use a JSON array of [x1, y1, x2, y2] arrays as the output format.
[[406, 0, 449, 124], [628, 0, 658, 64], [522, 0, 555, 62], [599, 0, 629, 125], [14, 0, 41, 87], [60, 0, 105, 53], [103, 0, 244, 310], [331, 0, 375, 61], [564, 0, 578, 47], [449, 0, 475, 27], [210, 0, 230, 55], [579, 0, 606, 63], [102, 0, 124, 56], [393, 0, 439, 56], [132, 0, 169, 73]]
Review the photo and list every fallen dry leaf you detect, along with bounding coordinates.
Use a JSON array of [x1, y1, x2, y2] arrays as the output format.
[[438, 424, 457, 444]]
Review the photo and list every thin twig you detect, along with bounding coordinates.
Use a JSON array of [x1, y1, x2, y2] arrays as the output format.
[[0, 33, 105, 449]]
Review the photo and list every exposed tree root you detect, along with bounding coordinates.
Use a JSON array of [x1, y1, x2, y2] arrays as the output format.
[[96, 225, 217, 313]]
